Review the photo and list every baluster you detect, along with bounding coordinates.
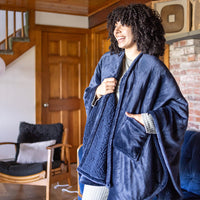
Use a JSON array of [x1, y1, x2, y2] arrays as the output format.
[[5, 10, 8, 50], [21, 11, 24, 38], [13, 11, 16, 37]]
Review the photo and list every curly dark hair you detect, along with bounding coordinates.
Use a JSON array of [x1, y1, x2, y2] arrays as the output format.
[[107, 4, 166, 57]]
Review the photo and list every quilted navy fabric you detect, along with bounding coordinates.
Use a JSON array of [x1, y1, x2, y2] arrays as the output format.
[[78, 93, 116, 185]]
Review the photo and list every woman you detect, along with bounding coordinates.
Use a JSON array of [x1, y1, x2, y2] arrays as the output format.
[[78, 4, 188, 200]]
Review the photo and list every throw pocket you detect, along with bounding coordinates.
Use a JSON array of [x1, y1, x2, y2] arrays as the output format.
[[113, 116, 149, 161]]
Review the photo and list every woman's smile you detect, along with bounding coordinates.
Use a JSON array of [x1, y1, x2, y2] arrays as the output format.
[[114, 21, 135, 50]]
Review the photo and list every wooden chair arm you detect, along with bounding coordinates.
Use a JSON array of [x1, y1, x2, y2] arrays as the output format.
[[0, 142, 18, 157], [0, 142, 17, 146], [46, 144, 71, 175], [46, 143, 72, 150], [46, 143, 71, 173]]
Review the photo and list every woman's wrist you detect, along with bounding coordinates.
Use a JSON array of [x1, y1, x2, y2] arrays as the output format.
[[95, 86, 102, 99], [95, 93, 102, 99], [125, 112, 144, 126]]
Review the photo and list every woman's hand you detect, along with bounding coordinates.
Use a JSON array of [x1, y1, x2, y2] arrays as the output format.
[[125, 112, 144, 126], [96, 78, 117, 99]]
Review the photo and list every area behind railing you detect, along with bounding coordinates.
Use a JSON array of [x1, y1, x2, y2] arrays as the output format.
[[0, 9, 29, 54]]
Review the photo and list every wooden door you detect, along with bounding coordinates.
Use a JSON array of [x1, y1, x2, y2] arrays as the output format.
[[91, 23, 110, 78], [41, 31, 87, 162]]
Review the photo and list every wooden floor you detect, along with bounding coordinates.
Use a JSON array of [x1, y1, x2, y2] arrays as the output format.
[[0, 164, 78, 200]]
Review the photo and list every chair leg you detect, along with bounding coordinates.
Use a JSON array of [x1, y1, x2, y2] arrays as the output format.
[[46, 149, 52, 200], [67, 176, 71, 186], [46, 183, 50, 200]]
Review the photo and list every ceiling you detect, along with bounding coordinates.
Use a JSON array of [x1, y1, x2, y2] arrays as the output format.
[[0, 0, 120, 16]]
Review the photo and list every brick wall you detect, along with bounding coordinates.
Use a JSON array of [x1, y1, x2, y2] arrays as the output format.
[[169, 39, 200, 130]]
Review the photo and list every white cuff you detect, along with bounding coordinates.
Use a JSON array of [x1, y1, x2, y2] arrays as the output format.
[[141, 113, 156, 134]]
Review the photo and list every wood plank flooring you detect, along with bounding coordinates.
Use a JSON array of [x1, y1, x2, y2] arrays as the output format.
[[0, 164, 78, 200]]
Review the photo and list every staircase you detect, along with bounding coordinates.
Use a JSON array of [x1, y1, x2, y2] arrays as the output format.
[[0, 9, 35, 66]]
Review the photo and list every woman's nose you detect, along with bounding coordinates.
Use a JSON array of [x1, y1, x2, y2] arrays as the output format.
[[114, 26, 121, 34]]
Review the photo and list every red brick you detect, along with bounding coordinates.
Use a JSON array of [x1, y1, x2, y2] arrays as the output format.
[[181, 82, 199, 89], [189, 101, 200, 108], [189, 115, 200, 122], [170, 64, 180, 70], [182, 88, 192, 94], [182, 88, 200, 95], [186, 39, 195, 46], [184, 46, 195, 55], [173, 76, 180, 85], [173, 42, 179, 48], [194, 88, 200, 95], [187, 95, 200, 101], [181, 56, 187, 62], [181, 62, 198, 69], [180, 40, 187, 47], [189, 109, 200, 116], [188, 54, 196, 62], [183, 76, 200, 83], [187, 122, 200, 130], [186, 68, 200, 75], [171, 69, 187, 76]]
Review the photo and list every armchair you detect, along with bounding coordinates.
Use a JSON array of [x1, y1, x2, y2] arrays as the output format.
[[0, 122, 71, 200]]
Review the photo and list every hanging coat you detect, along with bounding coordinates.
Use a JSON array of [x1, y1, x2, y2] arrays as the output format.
[[78, 51, 188, 200]]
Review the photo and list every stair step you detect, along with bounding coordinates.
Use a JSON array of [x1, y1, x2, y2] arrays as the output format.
[[8, 37, 30, 51], [0, 50, 13, 55], [11, 37, 30, 42], [0, 37, 30, 53]]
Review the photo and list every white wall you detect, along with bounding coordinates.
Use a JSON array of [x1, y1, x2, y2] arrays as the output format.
[[0, 47, 35, 159], [35, 11, 88, 28]]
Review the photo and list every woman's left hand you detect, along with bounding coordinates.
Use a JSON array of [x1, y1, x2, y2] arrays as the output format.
[[125, 112, 144, 126]]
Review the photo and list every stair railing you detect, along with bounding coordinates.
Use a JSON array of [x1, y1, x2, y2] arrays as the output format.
[[0, 9, 29, 52]]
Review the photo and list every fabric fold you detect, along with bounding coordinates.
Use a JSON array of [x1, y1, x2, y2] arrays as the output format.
[[77, 93, 116, 185]]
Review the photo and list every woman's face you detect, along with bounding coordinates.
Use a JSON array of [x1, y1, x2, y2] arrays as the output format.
[[114, 21, 135, 50]]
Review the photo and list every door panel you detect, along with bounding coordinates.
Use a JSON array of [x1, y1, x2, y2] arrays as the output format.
[[91, 23, 110, 79], [41, 31, 87, 162]]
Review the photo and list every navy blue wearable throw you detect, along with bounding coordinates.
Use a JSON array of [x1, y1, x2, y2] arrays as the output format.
[[78, 51, 188, 200]]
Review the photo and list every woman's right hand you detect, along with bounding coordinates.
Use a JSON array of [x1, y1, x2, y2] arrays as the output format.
[[95, 78, 117, 99]]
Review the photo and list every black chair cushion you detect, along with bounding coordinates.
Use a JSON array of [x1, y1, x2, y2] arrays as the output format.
[[0, 160, 61, 176], [16, 122, 63, 161], [0, 161, 43, 176]]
